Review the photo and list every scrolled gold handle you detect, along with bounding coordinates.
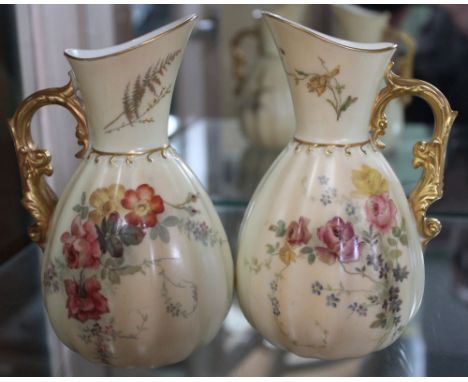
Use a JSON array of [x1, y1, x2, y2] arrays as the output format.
[[230, 26, 261, 96], [370, 64, 457, 247], [7, 77, 88, 249]]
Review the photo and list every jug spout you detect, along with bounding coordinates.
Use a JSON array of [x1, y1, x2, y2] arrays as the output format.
[[65, 14, 197, 152], [261, 11, 396, 144]]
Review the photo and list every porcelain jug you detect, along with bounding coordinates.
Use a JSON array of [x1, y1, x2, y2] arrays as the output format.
[[8, 15, 233, 368], [236, 12, 456, 360], [231, 5, 306, 148], [330, 4, 416, 152]]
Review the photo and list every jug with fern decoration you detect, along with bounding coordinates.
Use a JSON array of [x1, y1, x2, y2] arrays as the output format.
[[8, 15, 233, 368]]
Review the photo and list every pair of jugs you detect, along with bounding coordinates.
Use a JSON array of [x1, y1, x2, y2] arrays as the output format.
[[9, 12, 456, 367]]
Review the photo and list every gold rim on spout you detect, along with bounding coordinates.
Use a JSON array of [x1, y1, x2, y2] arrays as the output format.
[[64, 14, 197, 62], [261, 10, 397, 54]]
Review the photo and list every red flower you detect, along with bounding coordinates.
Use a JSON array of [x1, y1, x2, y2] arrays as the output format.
[[121, 184, 165, 228], [285, 217, 312, 246], [61, 216, 101, 269], [64, 276, 109, 322], [365, 193, 397, 233], [315, 216, 363, 265]]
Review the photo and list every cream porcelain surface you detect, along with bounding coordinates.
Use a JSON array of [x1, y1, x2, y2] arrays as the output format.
[[237, 143, 424, 359], [44, 149, 233, 367], [262, 12, 395, 144], [236, 11, 428, 360], [66, 16, 198, 152], [36, 15, 234, 367], [330, 4, 405, 152]]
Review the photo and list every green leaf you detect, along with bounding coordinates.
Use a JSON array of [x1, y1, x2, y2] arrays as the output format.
[[150, 225, 160, 240], [80, 206, 89, 220], [104, 258, 114, 267], [81, 192, 86, 205], [300, 246, 314, 255], [103, 256, 123, 268], [116, 265, 142, 276], [276, 220, 286, 237], [326, 98, 336, 110], [389, 249, 402, 260], [73, 205, 82, 213], [162, 216, 180, 227], [120, 225, 145, 246], [370, 319, 384, 329], [307, 253, 316, 264], [387, 238, 398, 247], [108, 270, 121, 284], [158, 224, 170, 243], [340, 96, 358, 112], [399, 234, 408, 246], [114, 256, 124, 266], [392, 226, 401, 237], [294, 69, 307, 76], [266, 244, 275, 254]]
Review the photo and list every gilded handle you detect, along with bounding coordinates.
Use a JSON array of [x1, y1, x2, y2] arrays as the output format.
[[7, 78, 88, 249], [370, 65, 457, 247], [230, 26, 261, 96]]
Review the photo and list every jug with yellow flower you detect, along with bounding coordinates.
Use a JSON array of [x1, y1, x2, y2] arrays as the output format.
[[236, 12, 456, 359], [8, 15, 233, 368]]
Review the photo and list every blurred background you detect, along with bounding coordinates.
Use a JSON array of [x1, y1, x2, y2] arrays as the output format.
[[1, 3, 468, 377]]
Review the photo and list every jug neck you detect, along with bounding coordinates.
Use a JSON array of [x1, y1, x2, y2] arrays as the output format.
[[263, 12, 396, 144], [65, 15, 196, 152]]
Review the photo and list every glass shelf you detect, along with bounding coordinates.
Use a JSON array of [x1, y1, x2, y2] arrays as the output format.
[[171, 118, 432, 207]]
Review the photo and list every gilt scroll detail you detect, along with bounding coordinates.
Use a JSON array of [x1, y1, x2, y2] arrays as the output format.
[[370, 64, 457, 246], [8, 79, 88, 249]]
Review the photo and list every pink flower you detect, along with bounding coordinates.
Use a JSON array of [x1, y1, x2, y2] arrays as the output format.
[[365, 193, 397, 233], [315, 217, 363, 264], [286, 217, 312, 246], [64, 276, 109, 322], [61, 216, 101, 269]]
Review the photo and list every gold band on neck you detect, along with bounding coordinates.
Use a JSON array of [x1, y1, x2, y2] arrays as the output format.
[[293, 137, 374, 156], [88, 144, 170, 164]]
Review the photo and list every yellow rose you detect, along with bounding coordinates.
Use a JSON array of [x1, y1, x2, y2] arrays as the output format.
[[89, 184, 126, 224], [351, 165, 388, 196], [279, 243, 296, 266], [307, 74, 329, 96]]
